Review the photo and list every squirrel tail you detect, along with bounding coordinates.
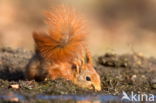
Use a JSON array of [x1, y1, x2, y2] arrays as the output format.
[[33, 5, 88, 62]]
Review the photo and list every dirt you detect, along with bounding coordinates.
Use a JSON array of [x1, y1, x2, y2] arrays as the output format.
[[0, 47, 155, 102]]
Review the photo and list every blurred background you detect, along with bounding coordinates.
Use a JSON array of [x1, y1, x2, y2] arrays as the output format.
[[0, 0, 156, 57]]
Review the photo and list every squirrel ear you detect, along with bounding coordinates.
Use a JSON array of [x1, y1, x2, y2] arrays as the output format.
[[71, 58, 83, 76], [85, 50, 92, 64], [81, 52, 91, 65], [71, 64, 80, 74], [84, 54, 90, 64], [71, 63, 80, 78]]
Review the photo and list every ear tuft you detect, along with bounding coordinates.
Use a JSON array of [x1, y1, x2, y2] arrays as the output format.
[[71, 64, 79, 73]]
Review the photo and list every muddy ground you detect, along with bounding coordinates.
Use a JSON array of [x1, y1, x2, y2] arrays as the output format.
[[0, 47, 155, 102]]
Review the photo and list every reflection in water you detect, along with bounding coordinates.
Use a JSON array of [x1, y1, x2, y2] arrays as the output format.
[[0, 92, 122, 102], [1, 92, 156, 102], [0, 92, 23, 102]]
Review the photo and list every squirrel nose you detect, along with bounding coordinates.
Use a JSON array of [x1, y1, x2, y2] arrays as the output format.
[[95, 85, 101, 91], [92, 84, 101, 91]]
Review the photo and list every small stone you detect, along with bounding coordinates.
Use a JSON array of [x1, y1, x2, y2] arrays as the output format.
[[9, 84, 20, 89], [151, 78, 156, 89], [131, 75, 137, 81]]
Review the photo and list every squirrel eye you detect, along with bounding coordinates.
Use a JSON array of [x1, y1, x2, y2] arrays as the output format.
[[86, 76, 91, 81]]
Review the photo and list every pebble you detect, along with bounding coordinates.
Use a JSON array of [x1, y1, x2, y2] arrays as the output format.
[[151, 78, 156, 89], [9, 84, 20, 89]]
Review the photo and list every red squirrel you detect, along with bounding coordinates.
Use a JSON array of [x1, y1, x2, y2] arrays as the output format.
[[25, 5, 101, 91]]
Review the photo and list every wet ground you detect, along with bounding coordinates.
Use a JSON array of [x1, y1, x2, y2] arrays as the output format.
[[0, 47, 155, 102]]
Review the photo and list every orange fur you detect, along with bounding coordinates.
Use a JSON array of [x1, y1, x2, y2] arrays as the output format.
[[34, 5, 87, 62], [25, 5, 101, 91]]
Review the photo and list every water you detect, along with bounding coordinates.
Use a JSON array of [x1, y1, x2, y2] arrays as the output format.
[[0, 92, 155, 103], [36, 95, 121, 102], [0, 93, 121, 103]]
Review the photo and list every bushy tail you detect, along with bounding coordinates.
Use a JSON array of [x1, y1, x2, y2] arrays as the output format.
[[33, 5, 88, 62]]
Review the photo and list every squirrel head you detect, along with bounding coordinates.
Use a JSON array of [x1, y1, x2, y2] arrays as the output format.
[[46, 51, 101, 91], [71, 52, 101, 91], [73, 63, 101, 91]]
